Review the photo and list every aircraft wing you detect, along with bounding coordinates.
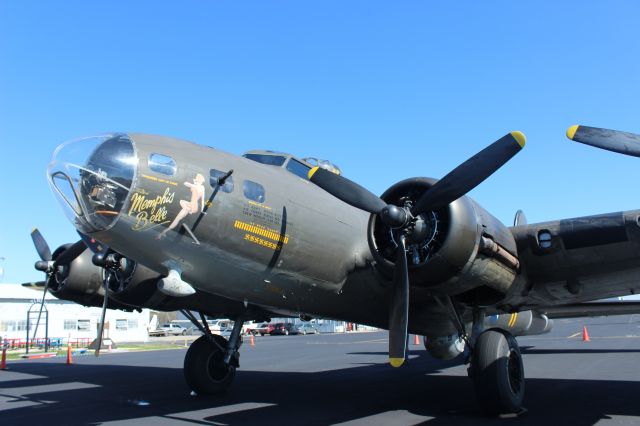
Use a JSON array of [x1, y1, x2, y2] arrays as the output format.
[[509, 209, 640, 310], [541, 301, 640, 319]]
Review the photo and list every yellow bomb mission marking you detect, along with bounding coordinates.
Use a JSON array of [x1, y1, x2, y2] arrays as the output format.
[[234, 220, 289, 245]]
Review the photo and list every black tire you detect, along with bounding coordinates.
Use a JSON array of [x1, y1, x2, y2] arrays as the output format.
[[182, 330, 187, 336], [184, 335, 236, 395], [471, 329, 525, 415]]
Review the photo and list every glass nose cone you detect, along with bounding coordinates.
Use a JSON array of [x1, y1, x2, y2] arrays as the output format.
[[48, 133, 137, 233]]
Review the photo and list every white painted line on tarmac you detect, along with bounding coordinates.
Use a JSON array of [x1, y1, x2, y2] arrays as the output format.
[[0, 381, 100, 397], [332, 410, 433, 426], [0, 371, 46, 383], [306, 338, 388, 345], [98, 402, 275, 425]]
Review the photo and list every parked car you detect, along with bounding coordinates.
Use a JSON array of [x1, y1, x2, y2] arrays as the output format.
[[254, 322, 275, 336], [160, 323, 187, 336], [208, 319, 233, 335], [298, 323, 319, 335], [242, 321, 262, 335], [270, 323, 299, 336], [218, 326, 244, 342]]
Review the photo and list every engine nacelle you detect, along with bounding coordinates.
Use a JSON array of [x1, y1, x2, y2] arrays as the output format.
[[368, 178, 520, 303], [47, 245, 160, 310], [485, 310, 553, 336], [46, 244, 249, 317], [424, 333, 466, 360]]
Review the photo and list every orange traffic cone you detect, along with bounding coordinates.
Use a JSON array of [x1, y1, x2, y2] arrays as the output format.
[[250, 334, 255, 347], [413, 335, 420, 345], [582, 325, 590, 342], [66, 341, 73, 365], [1, 347, 8, 370]]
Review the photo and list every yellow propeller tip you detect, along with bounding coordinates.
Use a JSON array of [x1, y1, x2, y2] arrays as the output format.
[[308, 166, 319, 180], [566, 125, 579, 140], [389, 358, 405, 368], [510, 131, 526, 148]]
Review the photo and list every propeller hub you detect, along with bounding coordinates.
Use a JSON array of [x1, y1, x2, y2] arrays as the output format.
[[35, 260, 53, 273], [380, 205, 410, 228]]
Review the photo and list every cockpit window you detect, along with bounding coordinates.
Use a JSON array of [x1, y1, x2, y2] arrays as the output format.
[[210, 169, 234, 193], [148, 153, 177, 176], [243, 180, 265, 203], [243, 153, 286, 167], [286, 158, 311, 180]]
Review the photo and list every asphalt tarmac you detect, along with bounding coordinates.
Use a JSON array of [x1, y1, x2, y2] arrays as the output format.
[[2, 315, 640, 425]]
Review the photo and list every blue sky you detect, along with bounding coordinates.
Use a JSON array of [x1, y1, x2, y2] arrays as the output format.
[[1, 1, 640, 284]]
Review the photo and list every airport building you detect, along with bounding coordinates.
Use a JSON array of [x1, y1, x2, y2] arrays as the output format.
[[0, 283, 150, 346]]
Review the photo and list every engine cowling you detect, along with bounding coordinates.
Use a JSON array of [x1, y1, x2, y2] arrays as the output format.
[[46, 244, 159, 309], [367, 178, 520, 303]]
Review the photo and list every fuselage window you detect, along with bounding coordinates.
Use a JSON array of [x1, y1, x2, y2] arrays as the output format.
[[243, 153, 286, 166], [285, 158, 311, 180], [210, 169, 234, 193], [243, 180, 266, 203], [538, 230, 552, 249], [148, 153, 177, 176]]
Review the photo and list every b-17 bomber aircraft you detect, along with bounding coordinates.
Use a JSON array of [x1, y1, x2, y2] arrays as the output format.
[[26, 125, 640, 415]]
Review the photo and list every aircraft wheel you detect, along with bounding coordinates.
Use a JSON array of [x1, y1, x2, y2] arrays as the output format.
[[184, 335, 236, 395], [470, 329, 524, 415]]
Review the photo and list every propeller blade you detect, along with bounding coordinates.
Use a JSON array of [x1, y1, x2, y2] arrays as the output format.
[[53, 239, 86, 267], [412, 132, 526, 216], [389, 234, 409, 367], [567, 125, 640, 158], [21, 281, 46, 289], [95, 284, 109, 357], [31, 228, 52, 261], [31, 285, 49, 344], [308, 167, 387, 214]]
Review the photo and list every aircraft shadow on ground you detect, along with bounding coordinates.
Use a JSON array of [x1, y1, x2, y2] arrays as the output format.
[[1, 352, 639, 426], [521, 346, 640, 355]]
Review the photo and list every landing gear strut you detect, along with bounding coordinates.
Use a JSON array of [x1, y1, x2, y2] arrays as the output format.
[[181, 310, 242, 395], [469, 328, 525, 415], [437, 299, 526, 415]]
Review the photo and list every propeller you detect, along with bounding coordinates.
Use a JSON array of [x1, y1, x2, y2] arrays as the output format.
[[567, 125, 640, 158], [308, 131, 526, 366], [30, 229, 87, 344], [388, 234, 409, 367], [91, 249, 130, 357], [95, 280, 109, 357]]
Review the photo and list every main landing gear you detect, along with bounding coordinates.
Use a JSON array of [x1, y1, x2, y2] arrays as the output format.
[[469, 328, 525, 415], [440, 298, 525, 415], [181, 310, 242, 395]]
